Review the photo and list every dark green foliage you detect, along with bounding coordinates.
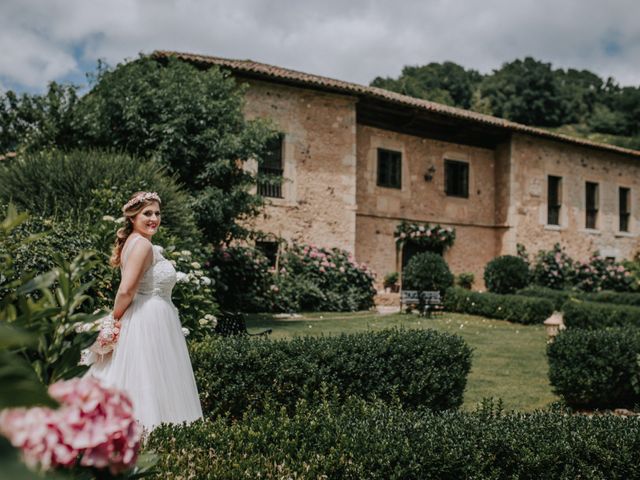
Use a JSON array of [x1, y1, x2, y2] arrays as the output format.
[[562, 300, 640, 329], [190, 328, 472, 417], [547, 328, 640, 409], [402, 252, 453, 295], [209, 243, 376, 313], [516, 286, 575, 310], [0, 149, 201, 244], [208, 246, 273, 312], [582, 290, 640, 307], [147, 396, 640, 479], [73, 55, 277, 245], [484, 255, 530, 294], [444, 287, 554, 325], [370, 57, 640, 147], [371, 62, 482, 108], [0, 82, 80, 154]]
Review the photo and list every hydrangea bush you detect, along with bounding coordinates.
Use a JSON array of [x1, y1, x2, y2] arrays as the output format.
[[273, 244, 376, 312], [208, 243, 376, 313], [0, 377, 145, 476], [571, 254, 634, 292], [531, 243, 574, 290]]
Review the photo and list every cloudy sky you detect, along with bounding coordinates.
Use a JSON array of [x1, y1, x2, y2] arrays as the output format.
[[1, 0, 639, 94]]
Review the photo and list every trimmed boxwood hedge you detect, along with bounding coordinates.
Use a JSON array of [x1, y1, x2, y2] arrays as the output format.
[[581, 290, 640, 307], [547, 327, 640, 409], [516, 286, 574, 310], [146, 396, 640, 479], [516, 287, 640, 311], [444, 287, 554, 324], [190, 328, 472, 417], [563, 299, 640, 329]]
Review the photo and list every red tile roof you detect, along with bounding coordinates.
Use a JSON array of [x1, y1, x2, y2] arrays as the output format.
[[153, 50, 640, 158]]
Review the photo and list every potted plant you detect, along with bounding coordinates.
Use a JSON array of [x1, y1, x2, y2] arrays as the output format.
[[383, 271, 400, 293]]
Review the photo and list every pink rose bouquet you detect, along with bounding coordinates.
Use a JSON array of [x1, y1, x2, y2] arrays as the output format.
[[0, 377, 141, 475]]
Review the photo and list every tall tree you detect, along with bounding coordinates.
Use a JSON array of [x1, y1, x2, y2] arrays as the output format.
[[478, 57, 571, 127], [371, 61, 482, 109]]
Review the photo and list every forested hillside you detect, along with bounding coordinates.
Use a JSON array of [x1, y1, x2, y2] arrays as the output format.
[[371, 57, 640, 150]]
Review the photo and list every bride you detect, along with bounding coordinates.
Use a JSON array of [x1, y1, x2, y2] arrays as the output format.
[[86, 191, 203, 430]]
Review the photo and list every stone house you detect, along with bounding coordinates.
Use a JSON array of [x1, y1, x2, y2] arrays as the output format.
[[155, 51, 640, 289]]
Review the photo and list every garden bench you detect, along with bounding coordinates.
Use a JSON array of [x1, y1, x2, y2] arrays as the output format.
[[400, 290, 443, 317], [214, 310, 272, 337]]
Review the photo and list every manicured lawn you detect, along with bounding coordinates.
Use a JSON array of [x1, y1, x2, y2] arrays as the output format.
[[246, 311, 559, 412]]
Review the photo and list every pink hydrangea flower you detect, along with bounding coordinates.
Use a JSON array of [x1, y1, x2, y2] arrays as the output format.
[[0, 377, 141, 475]]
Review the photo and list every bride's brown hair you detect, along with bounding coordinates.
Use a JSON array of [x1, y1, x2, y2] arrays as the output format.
[[109, 191, 162, 267]]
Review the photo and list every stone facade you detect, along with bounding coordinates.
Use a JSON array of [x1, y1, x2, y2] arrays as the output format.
[[235, 76, 640, 290], [241, 80, 358, 254]]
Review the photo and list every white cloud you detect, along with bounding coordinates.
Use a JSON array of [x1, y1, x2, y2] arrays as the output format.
[[0, 0, 639, 92]]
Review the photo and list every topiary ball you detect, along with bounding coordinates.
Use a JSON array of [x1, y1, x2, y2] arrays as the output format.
[[402, 252, 454, 294], [484, 255, 530, 294]]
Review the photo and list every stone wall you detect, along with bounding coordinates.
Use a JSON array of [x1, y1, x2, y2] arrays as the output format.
[[355, 125, 499, 288], [240, 79, 358, 253], [504, 133, 640, 261]]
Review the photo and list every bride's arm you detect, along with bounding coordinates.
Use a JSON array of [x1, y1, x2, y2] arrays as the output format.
[[112, 240, 153, 320]]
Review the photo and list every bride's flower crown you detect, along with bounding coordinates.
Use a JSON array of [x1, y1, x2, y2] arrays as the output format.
[[122, 192, 161, 211]]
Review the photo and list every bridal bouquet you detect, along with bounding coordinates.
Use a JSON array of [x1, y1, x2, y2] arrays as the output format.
[[90, 313, 121, 355]]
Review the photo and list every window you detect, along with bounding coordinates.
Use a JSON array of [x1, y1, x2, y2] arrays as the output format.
[[377, 148, 402, 189], [585, 182, 599, 229], [619, 187, 631, 232], [258, 134, 284, 198], [255, 241, 279, 267], [445, 160, 469, 198], [547, 176, 562, 225]]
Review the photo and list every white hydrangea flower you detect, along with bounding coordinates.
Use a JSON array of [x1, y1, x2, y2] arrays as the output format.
[[201, 276, 212, 286], [194, 270, 204, 277], [181, 250, 192, 257], [199, 318, 209, 326], [115, 217, 126, 224], [190, 262, 201, 269], [182, 327, 190, 337], [102, 215, 116, 222], [176, 272, 189, 283]]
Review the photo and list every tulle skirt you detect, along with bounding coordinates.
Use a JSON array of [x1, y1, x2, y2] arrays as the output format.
[[86, 293, 203, 431]]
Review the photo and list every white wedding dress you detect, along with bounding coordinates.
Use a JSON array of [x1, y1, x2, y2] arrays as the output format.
[[86, 234, 203, 430]]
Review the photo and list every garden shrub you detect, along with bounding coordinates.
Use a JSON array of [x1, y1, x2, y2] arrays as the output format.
[[147, 396, 640, 479], [0, 149, 202, 245], [572, 254, 635, 292], [483, 255, 530, 294], [208, 246, 273, 312], [402, 252, 453, 295], [581, 290, 640, 307], [456, 272, 474, 290], [547, 327, 640, 409], [444, 287, 554, 324], [515, 286, 575, 310], [274, 244, 376, 312], [562, 300, 640, 329], [189, 328, 472, 417], [531, 243, 574, 289], [208, 243, 376, 313]]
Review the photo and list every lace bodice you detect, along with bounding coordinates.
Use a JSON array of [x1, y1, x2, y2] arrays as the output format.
[[121, 236, 176, 300]]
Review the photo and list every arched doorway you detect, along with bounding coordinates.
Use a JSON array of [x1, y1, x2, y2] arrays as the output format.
[[401, 240, 444, 271]]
